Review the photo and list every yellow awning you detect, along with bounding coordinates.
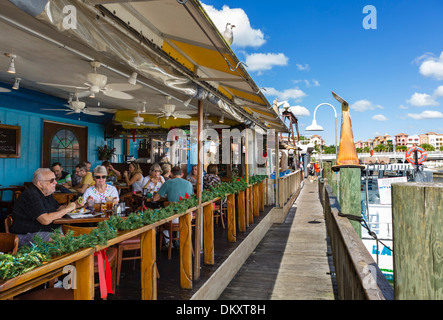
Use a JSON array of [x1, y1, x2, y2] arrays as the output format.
[[95, 0, 288, 132]]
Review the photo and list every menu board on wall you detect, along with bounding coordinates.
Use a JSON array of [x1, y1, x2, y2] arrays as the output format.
[[0, 124, 21, 158]]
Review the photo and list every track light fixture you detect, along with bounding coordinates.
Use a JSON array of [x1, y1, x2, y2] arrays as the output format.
[[12, 78, 21, 90], [128, 72, 137, 85], [219, 114, 224, 123], [5, 53, 16, 74]]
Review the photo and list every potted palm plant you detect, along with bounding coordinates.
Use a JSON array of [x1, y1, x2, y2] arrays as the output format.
[[98, 145, 116, 161]]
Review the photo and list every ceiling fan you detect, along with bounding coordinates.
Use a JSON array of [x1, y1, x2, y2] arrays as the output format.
[[117, 111, 160, 127], [41, 95, 112, 116], [38, 61, 141, 100], [154, 96, 195, 119]]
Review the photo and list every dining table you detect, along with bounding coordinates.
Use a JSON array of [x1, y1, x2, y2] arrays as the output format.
[[53, 206, 130, 225]]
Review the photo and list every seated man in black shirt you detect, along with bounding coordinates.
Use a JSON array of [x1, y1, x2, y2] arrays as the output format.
[[11, 168, 80, 247]]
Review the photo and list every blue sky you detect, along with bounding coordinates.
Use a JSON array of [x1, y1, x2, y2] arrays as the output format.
[[201, 0, 443, 145]]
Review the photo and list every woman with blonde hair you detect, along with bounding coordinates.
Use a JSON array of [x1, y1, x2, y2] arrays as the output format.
[[143, 163, 165, 192], [162, 163, 172, 181], [122, 161, 144, 194]]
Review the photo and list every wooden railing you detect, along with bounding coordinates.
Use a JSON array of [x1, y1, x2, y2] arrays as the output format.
[[277, 170, 303, 208], [318, 180, 394, 300], [0, 181, 265, 300]]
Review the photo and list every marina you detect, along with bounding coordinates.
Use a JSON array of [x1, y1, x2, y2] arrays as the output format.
[[1, 0, 443, 303]]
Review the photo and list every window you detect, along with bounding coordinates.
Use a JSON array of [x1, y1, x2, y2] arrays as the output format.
[[50, 129, 80, 174], [42, 120, 88, 172]]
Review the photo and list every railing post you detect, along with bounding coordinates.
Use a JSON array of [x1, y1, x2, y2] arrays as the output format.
[[247, 186, 254, 224], [227, 194, 236, 242], [74, 254, 94, 300], [180, 212, 193, 289], [393, 183, 443, 299], [238, 191, 246, 232], [253, 184, 259, 217], [140, 228, 157, 300], [338, 168, 361, 237], [259, 181, 264, 211], [203, 203, 214, 265]]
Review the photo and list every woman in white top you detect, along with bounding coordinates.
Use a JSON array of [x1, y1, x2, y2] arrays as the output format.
[[143, 163, 165, 192], [122, 162, 144, 196], [81, 165, 119, 205]]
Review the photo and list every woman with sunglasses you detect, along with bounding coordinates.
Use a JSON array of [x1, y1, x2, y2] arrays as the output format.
[[81, 165, 119, 207], [143, 163, 165, 193]]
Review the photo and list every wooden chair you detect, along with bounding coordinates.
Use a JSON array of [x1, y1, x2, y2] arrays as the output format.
[[0, 232, 19, 255], [61, 225, 117, 296], [4, 215, 13, 233], [116, 235, 141, 286], [159, 221, 180, 260], [159, 201, 179, 260], [213, 199, 226, 229], [52, 192, 75, 205]]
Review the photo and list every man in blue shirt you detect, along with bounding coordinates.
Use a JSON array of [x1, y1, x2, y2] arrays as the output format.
[[154, 166, 193, 249], [153, 166, 194, 202]]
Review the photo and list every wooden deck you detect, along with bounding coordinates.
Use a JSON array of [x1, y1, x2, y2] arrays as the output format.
[[219, 181, 338, 300], [106, 205, 271, 300]]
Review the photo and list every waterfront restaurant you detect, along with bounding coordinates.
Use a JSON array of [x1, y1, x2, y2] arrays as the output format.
[[0, 0, 304, 300]]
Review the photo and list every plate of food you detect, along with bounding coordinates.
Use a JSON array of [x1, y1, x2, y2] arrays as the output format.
[[70, 208, 91, 215]]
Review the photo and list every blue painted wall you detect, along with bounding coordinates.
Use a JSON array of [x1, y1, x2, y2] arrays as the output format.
[[0, 83, 124, 189]]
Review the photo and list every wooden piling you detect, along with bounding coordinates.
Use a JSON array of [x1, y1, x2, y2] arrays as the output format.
[[338, 168, 361, 237], [392, 182, 443, 299]]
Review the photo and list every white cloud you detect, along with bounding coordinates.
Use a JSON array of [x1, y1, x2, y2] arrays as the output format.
[[418, 52, 443, 80], [350, 100, 384, 112], [372, 114, 388, 121], [407, 110, 443, 120], [399, 105, 408, 109], [407, 92, 439, 107], [264, 87, 307, 102], [434, 85, 443, 97], [202, 4, 265, 48], [245, 53, 289, 73], [288, 106, 310, 117], [296, 64, 310, 71]]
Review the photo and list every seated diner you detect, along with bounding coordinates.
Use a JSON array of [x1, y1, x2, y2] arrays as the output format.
[[102, 160, 122, 181], [10, 168, 81, 247], [122, 161, 144, 197], [51, 162, 72, 192], [162, 163, 172, 182], [143, 163, 165, 192], [80, 165, 119, 207], [154, 166, 194, 247], [72, 162, 95, 194], [153, 166, 194, 203], [186, 164, 197, 187]]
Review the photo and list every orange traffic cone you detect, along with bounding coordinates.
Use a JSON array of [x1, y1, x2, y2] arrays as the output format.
[[331, 92, 365, 172]]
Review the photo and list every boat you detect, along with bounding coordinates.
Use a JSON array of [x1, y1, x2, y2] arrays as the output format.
[[360, 163, 434, 283]]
